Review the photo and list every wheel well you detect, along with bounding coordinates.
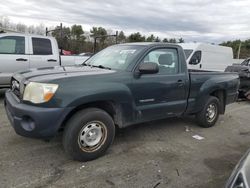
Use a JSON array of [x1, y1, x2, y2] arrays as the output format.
[[59, 101, 122, 131], [210, 90, 226, 114]]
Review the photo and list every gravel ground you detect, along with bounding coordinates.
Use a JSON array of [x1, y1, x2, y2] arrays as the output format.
[[0, 89, 250, 188]]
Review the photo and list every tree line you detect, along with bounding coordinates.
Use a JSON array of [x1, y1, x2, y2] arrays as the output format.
[[220, 40, 250, 59], [48, 25, 186, 53], [1, 16, 250, 58], [0, 17, 184, 54]]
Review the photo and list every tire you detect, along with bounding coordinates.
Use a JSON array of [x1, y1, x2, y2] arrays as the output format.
[[62, 108, 115, 161], [196, 96, 220, 128]]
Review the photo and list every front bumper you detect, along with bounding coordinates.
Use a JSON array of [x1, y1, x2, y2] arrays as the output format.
[[4, 90, 73, 138]]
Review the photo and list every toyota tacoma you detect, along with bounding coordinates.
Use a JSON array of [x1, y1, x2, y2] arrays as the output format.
[[5, 43, 239, 161]]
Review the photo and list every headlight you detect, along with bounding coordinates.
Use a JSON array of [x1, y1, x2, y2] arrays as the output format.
[[23, 82, 59, 104]]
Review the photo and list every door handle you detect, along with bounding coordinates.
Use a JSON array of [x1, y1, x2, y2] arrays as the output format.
[[47, 59, 57, 62], [16, 58, 28, 62], [177, 80, 184, 87]]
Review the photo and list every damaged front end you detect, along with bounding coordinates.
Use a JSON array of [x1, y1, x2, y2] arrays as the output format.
[[225, 64, 250, 101]]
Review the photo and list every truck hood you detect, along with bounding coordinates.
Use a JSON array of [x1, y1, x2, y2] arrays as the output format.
[[13, 65, 116, 83], [225, 64, 250, 78]]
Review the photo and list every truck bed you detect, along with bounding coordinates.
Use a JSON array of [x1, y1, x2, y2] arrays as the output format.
[[186, 70, 239, 114]]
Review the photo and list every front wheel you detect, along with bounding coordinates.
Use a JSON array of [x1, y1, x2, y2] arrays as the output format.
[[63, 108, 115, 161], [196, 96, 220, 128]]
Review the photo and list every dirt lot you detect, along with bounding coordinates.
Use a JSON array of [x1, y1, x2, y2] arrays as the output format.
[[0, 89, 250, 188]]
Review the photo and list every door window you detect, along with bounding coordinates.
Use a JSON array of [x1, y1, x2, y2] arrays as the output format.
[[0, 36, 25, 54], [32, 38, 52, 55], [189, 51, 202, 65], [142, 48, 179, 74]]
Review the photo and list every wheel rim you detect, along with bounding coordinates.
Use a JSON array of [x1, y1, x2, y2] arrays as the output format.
[[206, 103, 217, 123], [78, 121, 107, 152]]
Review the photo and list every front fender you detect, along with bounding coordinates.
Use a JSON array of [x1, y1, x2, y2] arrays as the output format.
[[54, 82, 136, 126], [66, 83, 133, 106]]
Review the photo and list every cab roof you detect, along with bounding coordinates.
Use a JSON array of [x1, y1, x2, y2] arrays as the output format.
[[117, 42, 181, 48], [0, 32, 55, 40]]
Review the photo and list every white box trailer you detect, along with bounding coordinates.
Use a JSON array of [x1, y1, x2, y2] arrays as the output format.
[[179, 43, 233, 72]]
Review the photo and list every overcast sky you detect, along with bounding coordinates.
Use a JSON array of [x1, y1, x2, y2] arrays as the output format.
[[0, 0, 249, 43]]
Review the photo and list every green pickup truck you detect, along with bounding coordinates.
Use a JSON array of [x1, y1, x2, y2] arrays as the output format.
[[4, 43, 239, 161]]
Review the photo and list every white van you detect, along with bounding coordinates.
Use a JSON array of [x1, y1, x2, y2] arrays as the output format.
[[179, 43, 233, 72]]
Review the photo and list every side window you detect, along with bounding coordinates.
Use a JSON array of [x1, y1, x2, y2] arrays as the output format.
[[0, 36, 25, 54], [142, 48, 179, 74], [32, 38, 52, 55], [189, 51, 202, 65]]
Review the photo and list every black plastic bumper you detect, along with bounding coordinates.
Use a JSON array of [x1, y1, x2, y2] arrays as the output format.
[[4, 90, 73, 138]]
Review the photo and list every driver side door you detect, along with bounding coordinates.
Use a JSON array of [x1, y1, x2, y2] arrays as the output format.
[[130, 47, 188, 122]]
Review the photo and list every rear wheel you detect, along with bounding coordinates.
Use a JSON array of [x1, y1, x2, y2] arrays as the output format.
[[196, 96, 220, 128], [63, 108, 115, 161]]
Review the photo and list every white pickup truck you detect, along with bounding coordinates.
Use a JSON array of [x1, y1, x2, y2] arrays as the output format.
[[0, 33, 90, 88]]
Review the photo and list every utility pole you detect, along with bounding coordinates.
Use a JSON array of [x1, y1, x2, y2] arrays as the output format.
[[115, 31, 118, 44], [93, 31, 119, 53], [45, 23, 63, 65], [46, 22, 62, 37], [237, 42, 242, 59], [93, 37, 97, 53]]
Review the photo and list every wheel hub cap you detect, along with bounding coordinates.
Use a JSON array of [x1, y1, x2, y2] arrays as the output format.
[[206, 104, 217, 122], [79, 123, 103, 147]]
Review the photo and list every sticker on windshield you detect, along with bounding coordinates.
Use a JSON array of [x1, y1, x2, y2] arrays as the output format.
[[120, 50, 136, 54]]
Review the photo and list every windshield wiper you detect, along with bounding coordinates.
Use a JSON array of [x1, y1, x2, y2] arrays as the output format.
[[82, 62, 91, 66], [91, 65, 111, 70]]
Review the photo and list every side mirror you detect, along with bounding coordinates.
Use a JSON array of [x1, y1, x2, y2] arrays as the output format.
[[138, 62, 159, 74]]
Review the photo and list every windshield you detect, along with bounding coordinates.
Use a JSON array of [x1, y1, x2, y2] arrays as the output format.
[[184, 49, 193, 59], [241, 59, 250, 66], [85, 45, 145, 70]]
